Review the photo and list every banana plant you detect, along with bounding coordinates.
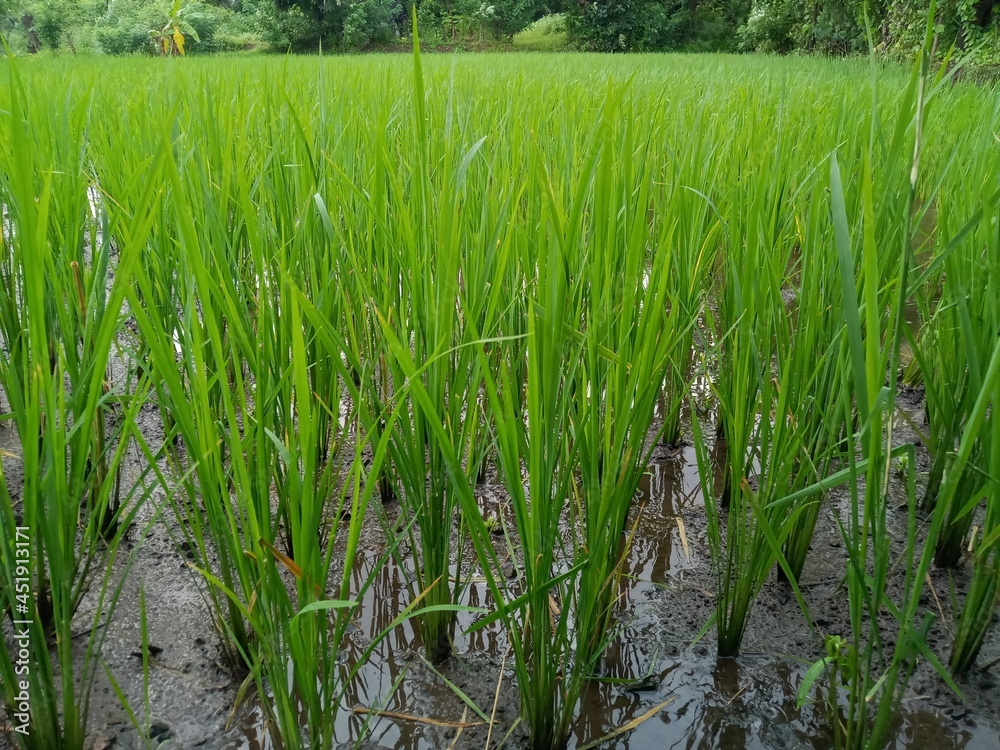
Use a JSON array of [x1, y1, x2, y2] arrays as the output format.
[[149, 0, 201, 56]]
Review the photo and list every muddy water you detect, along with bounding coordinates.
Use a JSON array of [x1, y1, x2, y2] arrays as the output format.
[[228, 443, 999, 750], [624, 449, 703, 595]]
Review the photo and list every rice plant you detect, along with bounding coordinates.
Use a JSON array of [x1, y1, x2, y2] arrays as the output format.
[[692, 105, 821, 655], [795, 20, 974, 745], [941, 117, 1000, 673], [476, 158, 586, 748], [573, 87, 691, 670], [118, 106, 409, 747], [948, 361, 1000, 676], [909, 103, 1000, 566], [333, 20, 499, 663], [778, 182, 851, 582], [657, 114, 721, 448], [0, 61, 160, 748]]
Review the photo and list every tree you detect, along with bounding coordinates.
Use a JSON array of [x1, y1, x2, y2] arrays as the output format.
[[21, 11, 40, 51], [342, 0, 403, 47], [568, 0, 748, 51], [271, 0, 350, 47]]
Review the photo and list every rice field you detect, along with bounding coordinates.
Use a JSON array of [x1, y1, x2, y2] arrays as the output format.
[[1, 19, 1000, 750]]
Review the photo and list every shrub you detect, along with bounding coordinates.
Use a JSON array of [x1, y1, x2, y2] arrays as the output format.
[[513, 12, 568, 49], [569, 0, 658, 51], [739, 0, 799, 52], [568, 0, 737, 52], [342, 0, 402, 48], [95, 0, 164, 55]]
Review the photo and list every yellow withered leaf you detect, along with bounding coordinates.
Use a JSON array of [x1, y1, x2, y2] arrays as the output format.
[[258, 538, 323, 596], [259, 538, 303, 579]]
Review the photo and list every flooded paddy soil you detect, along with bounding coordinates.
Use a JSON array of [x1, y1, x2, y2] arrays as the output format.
[[3, 385, 999, 750]]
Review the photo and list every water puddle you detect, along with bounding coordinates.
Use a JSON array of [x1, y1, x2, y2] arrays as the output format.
[[625, 448, 702, 603]]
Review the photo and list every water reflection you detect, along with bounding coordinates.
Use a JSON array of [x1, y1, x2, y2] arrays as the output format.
[[626, 448, 702, 604], [572, 654, 831, 750]]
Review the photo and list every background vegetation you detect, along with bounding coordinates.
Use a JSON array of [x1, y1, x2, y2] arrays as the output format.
[[1, 0, 997, 72]]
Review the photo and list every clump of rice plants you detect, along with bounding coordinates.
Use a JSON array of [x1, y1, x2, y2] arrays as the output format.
[[778, 182, 850, 583], [573, 89, 688, 671], [0, 62, 160, 748], [910, 110, 1000, 567], [948, 359, 1000, 676], [119, 106, 408, 746], [657, 118, 721, 448], [335, 19, 499, 662], [792, 20, 976, 745], [692, 107, 819, 655], [442, 79, 693, 748], [940, 120, 1000, 673]]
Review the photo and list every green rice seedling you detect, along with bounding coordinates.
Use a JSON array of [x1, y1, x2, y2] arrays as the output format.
[[796, 633, 851, 746], [325, 22, 500, 663], [824, 147, 914, 749], [124, 139, 393, 747], [657, 116, 722, 448], [381, 82, 596, 750], [942, 119, 1000, 671], [805, 24, 971, 744], [126, 169, 261, 665], [748, 19, 982, 745], [693, 104, 818, 655], [334, 24, 595, 747], [949, 375, 1000, 676], [949, 422, 1000, 678], [908, 107, 1000, 565], [452, 78, 705, 749], [691, 375, 788, 658], [778, 183, 851, 582], [0, 60, 163, 748], [934, 445, 988, 569], [116, 58, 473, 746], [913, 299, 978, 517], [910, 218, 997, 529], [865, 200, 1000, 745], [822, 116, 912, 750], [573, 89, 689, 669], [474, 163, 587, 750]]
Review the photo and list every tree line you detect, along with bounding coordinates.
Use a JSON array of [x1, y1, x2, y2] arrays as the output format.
[[2, 0, 998, 66]]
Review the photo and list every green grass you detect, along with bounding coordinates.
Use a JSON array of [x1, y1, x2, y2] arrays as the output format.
[[0, 35, 998, 750]]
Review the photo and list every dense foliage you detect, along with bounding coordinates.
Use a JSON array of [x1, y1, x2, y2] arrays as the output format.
[[0, 0, 996, 62]]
